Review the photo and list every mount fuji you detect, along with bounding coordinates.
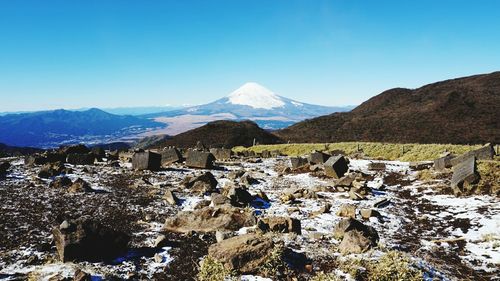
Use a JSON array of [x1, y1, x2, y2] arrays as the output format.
[[144, 82, 353, 135]]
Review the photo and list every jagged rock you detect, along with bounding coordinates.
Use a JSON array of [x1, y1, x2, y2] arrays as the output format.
[[333, 218, 379, 254], [337, 204, 357, 218], [335, 173, 357, 187], [258, 216, 301, 234], [210, 148, 233, 160], [132, 151, 161, 171], [451, 156, 480, 196], [290, 157, 308, 169], [434, 154, 454, 171], [211, 193, 230, 206], [163, 205, 256, 233], [240, 172, 258, 185], [68, 178, 92, 193], [67, 153, 96, 166], [161, 147, 182, 166], [153, 234, 167, 248], [207, 233, 275, 273], [52, 216, 130, 262], [311, 203, 331, 217], [368, 162, 386, 171], [0, 161, 10, 175], [184, 172, 218, 195], [49, 176, 72, 188], [215, 230, 234, 243], [186, 151, 215, 169], [360, 209, 380, 220], [38, 162, 67, 178], [73, 269, 91, 281], [308, 151, 330, 164], [324, 155, 349, 179], [164, 190, 179, 205], [227, 187, 254, 207]]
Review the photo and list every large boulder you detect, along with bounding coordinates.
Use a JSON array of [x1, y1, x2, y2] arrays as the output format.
[[207, 233, 275, 273], [52, 217, 130, 262], [324, 155, 349, 179], [66, 153, 95, 166], [210, 148, 233, 161], [186, 151, 215, 169], [227, 186, 254, 207], [451, 156, 480, 196], [160, 147, 182, 166], [258, 216, 301, 234], [308, 151, 329, 165], [60, 144, 90, 155], [0, 161, 10, 175], [132, 151, 161, 171], [163, 205, 256, 233], [184, 172, 218, 195], [333, 218, 379, 254]]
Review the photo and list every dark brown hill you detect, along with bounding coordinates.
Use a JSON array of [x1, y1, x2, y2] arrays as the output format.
[[149, 120, 283, 149], [276, 72, 500, 144]]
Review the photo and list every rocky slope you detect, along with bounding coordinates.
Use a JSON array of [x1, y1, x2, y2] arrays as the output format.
[[277, 72, 500, 144]]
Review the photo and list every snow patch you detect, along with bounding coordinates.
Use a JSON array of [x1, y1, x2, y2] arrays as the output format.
[[227, 82, 285, 109]]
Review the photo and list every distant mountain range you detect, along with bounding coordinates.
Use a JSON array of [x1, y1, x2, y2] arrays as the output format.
[[142, 82, 354, 133], [0, 108, 162, 148], [276, 72, 500, 144]]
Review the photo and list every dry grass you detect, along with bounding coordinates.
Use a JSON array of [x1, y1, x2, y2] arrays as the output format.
[[477, 160, 500, 195], [197, 256, 233, 281], [311, 272, 344, 281], [234, 142, 484, 161]]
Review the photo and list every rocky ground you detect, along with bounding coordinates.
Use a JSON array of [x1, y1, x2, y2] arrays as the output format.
[[0, 151, 498, 280]]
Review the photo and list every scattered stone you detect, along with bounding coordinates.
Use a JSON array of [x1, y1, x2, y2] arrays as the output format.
[[207, 233, 275, 273], [153, 234, 167, 248], [451, 156, 480, 196], [25, 155, 47, 166], [258, 216, 301, 234], [184, 172, 218, 195], [240, 172, 258, 185], [324, 155, 349, 179], [132, 151, 161, 171], [66, 153, 96, 166], [68, 178, 92, 193], [336, 204, 357, 218], [359, 208, 380, 220], [52, 216, 130, 262], [211, 193, 230, 206], [368, 162, 386, 171], [311, 203, 331, 217], [228, 169, 245, 180], [290, 157, 308, 169], [227, 186, 254, 207], [186, 151, 215, 169], [215, 230, 233, 243], [333, 218, 379, 254], [349, 188, 365, 200], [210, 148, 233, 160], [335, 173, 357, 187], [374, 198, 391, 208], [163, 205, 256, 233], [308, 151, 329, 165], [164, 189, 179, 205], [38, 162, 67, 178], [49, 176, 72, 188], [73, 269, 91, 281], [161, 147, 182, 166]]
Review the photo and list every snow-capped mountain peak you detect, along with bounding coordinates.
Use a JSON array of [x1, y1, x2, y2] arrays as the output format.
[[227, 82, 285, 109]]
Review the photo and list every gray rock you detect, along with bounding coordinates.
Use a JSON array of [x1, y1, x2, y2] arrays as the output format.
[[324, 155, 349, 179], [186, 151, 215, 169], [132, 151, 161, 171], [210, 148, 233, 160], [66, 153, 95, 166], [258, 216, 301, 234], [161, 147, 182, 166], [451, 156, 480, 196], [308, 151, 330, 165]]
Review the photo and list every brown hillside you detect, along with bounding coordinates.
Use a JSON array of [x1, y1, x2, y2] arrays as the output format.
[[149, 120, 283, 149], [276, 72, 500, 144]]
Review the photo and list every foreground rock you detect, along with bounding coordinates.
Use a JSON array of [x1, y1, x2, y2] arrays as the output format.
[[184, 172, 218, 194], [334, 218, 379, 254], [163, 205, 256, 233], [207, 233, 275, 273], [258, 216, 301, 234], [52, 217, 130, 262], [324, 155, 349, 179]]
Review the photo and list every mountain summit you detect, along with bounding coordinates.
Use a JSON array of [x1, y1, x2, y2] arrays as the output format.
[[227, 82, 285, 109]]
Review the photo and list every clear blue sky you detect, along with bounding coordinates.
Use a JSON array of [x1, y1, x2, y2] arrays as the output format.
[[1, 0, 499, 111]]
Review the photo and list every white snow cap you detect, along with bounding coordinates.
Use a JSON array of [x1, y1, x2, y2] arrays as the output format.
[[227, 82, 285, 109]]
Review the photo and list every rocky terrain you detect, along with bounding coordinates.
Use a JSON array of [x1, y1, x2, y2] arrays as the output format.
[[0, 144, 498, 280], [277, 72, 500, 144]]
